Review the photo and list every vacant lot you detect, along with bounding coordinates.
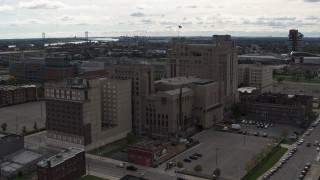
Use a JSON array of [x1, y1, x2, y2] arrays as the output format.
[[0, 101, 46, 134], [176, 130, 270, 179]]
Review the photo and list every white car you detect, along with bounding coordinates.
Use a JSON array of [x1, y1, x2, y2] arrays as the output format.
[[317, 147, 320, 151]]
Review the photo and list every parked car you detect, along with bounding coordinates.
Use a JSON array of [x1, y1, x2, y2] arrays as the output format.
[[126, 165, 138, 171], [314, 141, 318, 146], [222, 127, 229, 132], [115, 163, 125, 168], [183, 158, 191, 162], [306, 142, 311, 147], [317, 147, 320, 151], [189, 155, 197, 160], [194, 153, 203, 157], [231, 124, 241, 130], [263, 133, 268, 137]]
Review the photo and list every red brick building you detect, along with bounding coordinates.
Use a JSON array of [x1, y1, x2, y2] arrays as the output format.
[[128, 140, 169, 167], [0, 85, 37, 107], [37, 147, 86, 180]]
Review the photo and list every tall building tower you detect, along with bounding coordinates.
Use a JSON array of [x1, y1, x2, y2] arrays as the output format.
[[288, 29, 303, 53], [169, 35, 238, 109], [112, 65, 155, 133], [85, 31, 88, 41], [45, 77, 132, 150]]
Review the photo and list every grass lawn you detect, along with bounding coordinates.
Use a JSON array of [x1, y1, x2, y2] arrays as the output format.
[[273, 75, 320, 83], [13, 170, 37, 180], [79, 175, 108, 180], [244, 147, 288, 180], [88, 135, 145, 157], [282, 139, 296, 145]]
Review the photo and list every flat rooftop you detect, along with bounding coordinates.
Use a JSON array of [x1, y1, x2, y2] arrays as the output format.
[[155, 76, 214, 86], [165, 87, 192, 95], [37, 147, 84, 168], [129, 140, 166, 151]]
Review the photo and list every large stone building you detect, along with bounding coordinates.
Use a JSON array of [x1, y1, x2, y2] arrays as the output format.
[[9, 53, 81, 82], [0, 50, 45, 62], [168, 35, 238, 109], [37, 147, 86, 180], [112, 65, 155, 133], [45, 77, 132, 150], [238, 63, 273, 92], [241, 93, 313, 126], [141, 76, 223, 138]]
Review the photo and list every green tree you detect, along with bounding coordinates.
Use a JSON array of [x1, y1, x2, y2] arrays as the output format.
[[6, 76, 17, 85], [22, 126, 27, 134], [194, 164, 202, 176], [1, 123, 7, 133], [231, 103, 243, 118], [213, 168, 221, 179], [126, 132, 135, 144], [277, 76, 285, 83], [33, 122, 38, 131], [281, 128, 289, 139], [177, 162, 183, 169]]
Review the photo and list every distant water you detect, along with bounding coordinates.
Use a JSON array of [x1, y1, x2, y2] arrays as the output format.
[[44, 37, 119, 46], [89, 37, 119, 42]]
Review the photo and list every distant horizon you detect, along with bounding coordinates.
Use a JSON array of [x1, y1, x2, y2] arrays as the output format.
[[1, 0, 320, 39], [1, 35, 320, 41]]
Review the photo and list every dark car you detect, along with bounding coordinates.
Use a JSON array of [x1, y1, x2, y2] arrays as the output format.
[[183, 158, 191, 162], [189, 155, 197, 160], [177, 178, 186, 180], [194, 153, 203, 157], [126, 165, 138, 171], [306, 142, 311, 147], [306, 163, 311, 168]]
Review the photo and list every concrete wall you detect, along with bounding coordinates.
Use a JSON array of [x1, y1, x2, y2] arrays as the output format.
[[0, 135, 24, 158]]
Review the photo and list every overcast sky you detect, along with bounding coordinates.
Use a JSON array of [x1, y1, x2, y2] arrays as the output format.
[[0, 0, 320, 39]]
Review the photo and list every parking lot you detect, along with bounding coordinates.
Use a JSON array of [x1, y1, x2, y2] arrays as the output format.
[[239, 121, 304, 139], [174, 130, 270, 179], [0, 101, 46, 134]]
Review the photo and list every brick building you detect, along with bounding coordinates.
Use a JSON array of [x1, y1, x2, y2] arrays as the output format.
[[242, 93, 313, 125], [37, 147, 86, 180], [127, 140, 169, 167], [0, 85, 37, 107]]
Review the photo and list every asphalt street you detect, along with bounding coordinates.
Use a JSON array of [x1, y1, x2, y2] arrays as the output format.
[[270, 117, 320, 180]]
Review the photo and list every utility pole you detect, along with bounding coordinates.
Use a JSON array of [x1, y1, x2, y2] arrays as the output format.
[[15, 116, 18, 135], [216, 148, 219, 166]]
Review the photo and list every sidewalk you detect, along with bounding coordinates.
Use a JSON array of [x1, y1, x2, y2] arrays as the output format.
[[88, 171, 120, 180]]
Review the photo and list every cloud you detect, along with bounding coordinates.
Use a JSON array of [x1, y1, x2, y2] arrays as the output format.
[[142, 19, 152, 24], [57, 16, 73, 21], [130, 12, 145, 17], [19, 0, 67, 9], [0, 4, 13, 11], [257, 16, 296, 21], [305, 16, 320, 20], [303, 0, 320, 2], [186, 5, 197, 8]]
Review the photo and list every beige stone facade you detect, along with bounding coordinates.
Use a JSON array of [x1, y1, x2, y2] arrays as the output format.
[[238, 63, 273, 92], [45, 77, 132, 151], [141, 76, 224, 138], [112, 65, 155, 133], [169, 36, 238, 109]]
